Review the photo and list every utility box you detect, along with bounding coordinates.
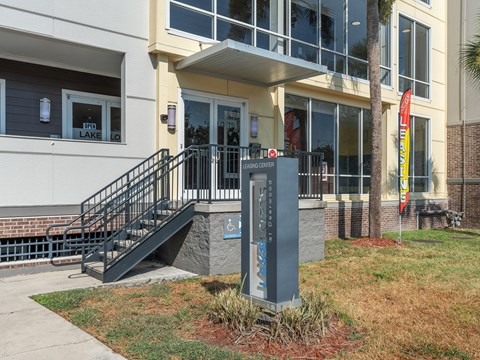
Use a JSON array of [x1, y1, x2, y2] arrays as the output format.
[[240, 157, 300, 311]]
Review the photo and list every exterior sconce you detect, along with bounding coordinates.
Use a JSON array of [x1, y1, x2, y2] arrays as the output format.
[[250, 115, 258, 138], [40, 98, 51, 123], [162, 104, 176, 130], [167, 104, 176, 130]]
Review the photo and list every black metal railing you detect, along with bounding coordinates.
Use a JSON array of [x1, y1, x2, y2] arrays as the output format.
[[46, 145, 323, 275], [45, 149, 170, 255]]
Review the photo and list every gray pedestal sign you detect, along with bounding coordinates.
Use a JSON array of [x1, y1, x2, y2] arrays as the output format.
[[241, 157, 300, 311]]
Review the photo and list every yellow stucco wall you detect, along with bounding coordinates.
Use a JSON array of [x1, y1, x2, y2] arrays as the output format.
[[149, 0, 447, 201]]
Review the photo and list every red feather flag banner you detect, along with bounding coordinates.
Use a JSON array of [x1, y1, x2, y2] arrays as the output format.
[[399, 89, 412, 215]]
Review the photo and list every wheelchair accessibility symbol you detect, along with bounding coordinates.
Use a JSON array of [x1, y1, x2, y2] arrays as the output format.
[[224, 215, 241, 239]]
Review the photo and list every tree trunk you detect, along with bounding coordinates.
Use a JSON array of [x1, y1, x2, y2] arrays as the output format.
[[367, 0, 383, 238]]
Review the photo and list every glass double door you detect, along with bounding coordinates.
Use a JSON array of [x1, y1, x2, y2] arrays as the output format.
[[181, 94, 246, 198]]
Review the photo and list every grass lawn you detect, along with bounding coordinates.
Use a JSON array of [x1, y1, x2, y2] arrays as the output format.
[[33, 229, 480, 359]]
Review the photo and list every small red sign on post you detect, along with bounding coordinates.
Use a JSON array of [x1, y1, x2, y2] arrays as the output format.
[[268, 149, 278, 159]]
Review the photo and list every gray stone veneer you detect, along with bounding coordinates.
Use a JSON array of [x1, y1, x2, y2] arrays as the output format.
[[156, 200, 325, 275]]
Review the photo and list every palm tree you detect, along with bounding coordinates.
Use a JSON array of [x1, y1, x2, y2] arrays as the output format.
[[366, 0, 394, 238], [460, 14, 480, 87]]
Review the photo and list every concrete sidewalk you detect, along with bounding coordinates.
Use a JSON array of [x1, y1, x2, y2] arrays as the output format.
[[0, 262, 197, 359]]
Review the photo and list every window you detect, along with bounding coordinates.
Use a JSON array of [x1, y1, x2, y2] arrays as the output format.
[[0, 79, 5, 134], [285, 94, 372, 195], [168, 0, 391, 84], [399, 15, 430, 98], [418, 0, 430, 5], [410, 116, 430, 192], [62, 90, 122, 142]]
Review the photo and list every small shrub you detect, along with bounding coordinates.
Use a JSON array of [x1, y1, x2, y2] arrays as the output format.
[[209, 288, 260, 333], [209, 288, 333, 344], [268, 290, 333, 343]]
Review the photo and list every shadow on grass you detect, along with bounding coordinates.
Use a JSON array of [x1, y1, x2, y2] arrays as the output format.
[[443, 228, 480, 238], [200, 280, 238, 295]]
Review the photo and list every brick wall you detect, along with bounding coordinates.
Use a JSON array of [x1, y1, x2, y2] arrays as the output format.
[[0, 215, 78, 239], [447, 124, 480, 229], [324, 200, 448, 239]]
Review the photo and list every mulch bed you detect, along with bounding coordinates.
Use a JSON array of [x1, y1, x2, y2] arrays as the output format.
[[193, 316, 362, 359], [350, 237, 403, 247]]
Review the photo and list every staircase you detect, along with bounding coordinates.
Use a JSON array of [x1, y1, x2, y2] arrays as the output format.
[[46, 145, 324, 283], [46, 147, 200, 283]]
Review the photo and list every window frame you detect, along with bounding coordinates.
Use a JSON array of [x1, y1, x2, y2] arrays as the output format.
[[0, 79, 5, 134], [62, 89, 122, 143], [409, 114, 431, 193], [398, 14, 432, 100], [285, 93, 372, 195], [167, 0, 392, 84]]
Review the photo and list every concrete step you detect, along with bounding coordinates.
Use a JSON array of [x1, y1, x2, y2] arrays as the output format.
[[84, 261, 104, 281], [127, 228, 149, 238], [98, 250, 121, 262], [115, 239, 138, 251]]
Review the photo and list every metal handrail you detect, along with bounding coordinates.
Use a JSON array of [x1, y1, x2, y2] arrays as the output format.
[[47, 145, 323, 273], [45, 148, 170, 245]]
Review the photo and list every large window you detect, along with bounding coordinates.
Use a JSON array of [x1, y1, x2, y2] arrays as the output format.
[[399, 15, 430, 98], [410, 116, 430, 192], [0, 79, 5, 134], [62, 90, 122, 143], [169, 0, 391, 84], [285, 94, 372, 195]]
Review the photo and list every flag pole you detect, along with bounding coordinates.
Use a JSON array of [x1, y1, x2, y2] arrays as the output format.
[[398, 89, 412, 244], [398, 111, 402, 245]]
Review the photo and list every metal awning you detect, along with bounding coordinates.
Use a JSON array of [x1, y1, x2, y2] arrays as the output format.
[[175, 39, 327, 87]]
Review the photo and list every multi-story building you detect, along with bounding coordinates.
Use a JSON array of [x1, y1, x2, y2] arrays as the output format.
[[0, 0, 449, 278], [447, 0, 480, 228], [149, 0, 448, 240], [0, 0, 156, 267]]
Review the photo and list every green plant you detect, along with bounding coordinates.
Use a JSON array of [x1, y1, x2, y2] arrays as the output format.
[[266, 290, 332, 344], [209, 288, 260, 333]]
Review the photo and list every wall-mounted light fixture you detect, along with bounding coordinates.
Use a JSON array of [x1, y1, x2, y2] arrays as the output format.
[[161, 104, 177, 130], [40, 98, 51, 123], [250, 115, 258, 138]]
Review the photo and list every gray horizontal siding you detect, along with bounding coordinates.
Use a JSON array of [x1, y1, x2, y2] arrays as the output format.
[[0, 58, 120, 138]]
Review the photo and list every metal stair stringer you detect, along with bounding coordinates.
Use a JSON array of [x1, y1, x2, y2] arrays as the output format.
[[86, 204, 195, 283]]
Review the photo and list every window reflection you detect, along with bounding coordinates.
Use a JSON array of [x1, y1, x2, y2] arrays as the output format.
[[321, 0, 345, 53], [285, 94, 380, 195], [312, 100, 336, 194], [348, 0, 367, 61], [410, 116, 429, 192], [284, 94, 308, 151], [217, 0, 252, 24], [398, 16, 429, 98], [291, 0, 318, 45], [170, 5, 212, 38], [217, 20, 252, 44], [169, 1, 391, 83]]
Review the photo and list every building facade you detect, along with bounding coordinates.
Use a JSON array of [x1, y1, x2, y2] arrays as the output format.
[[0, 0, 156, 264], [149, 0, 448, 238], [447, 0, 480, 228], [0, 0, 449, 272]]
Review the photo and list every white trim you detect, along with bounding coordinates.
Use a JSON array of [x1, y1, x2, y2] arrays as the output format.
[[62, 89, 121, 142], [415, 0, 432, 9], [397, 13, 432, 100], [0, 79, 5, 134], [178, 89, 249, 152], [0, 53, 121, 79]]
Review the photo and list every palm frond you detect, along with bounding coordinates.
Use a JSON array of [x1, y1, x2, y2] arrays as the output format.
[[459, 35, 480, 87]]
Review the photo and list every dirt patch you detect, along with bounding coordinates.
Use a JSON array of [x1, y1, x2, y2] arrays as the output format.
[[350, 237, 403, 247], [192, 316, 362, 359]]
